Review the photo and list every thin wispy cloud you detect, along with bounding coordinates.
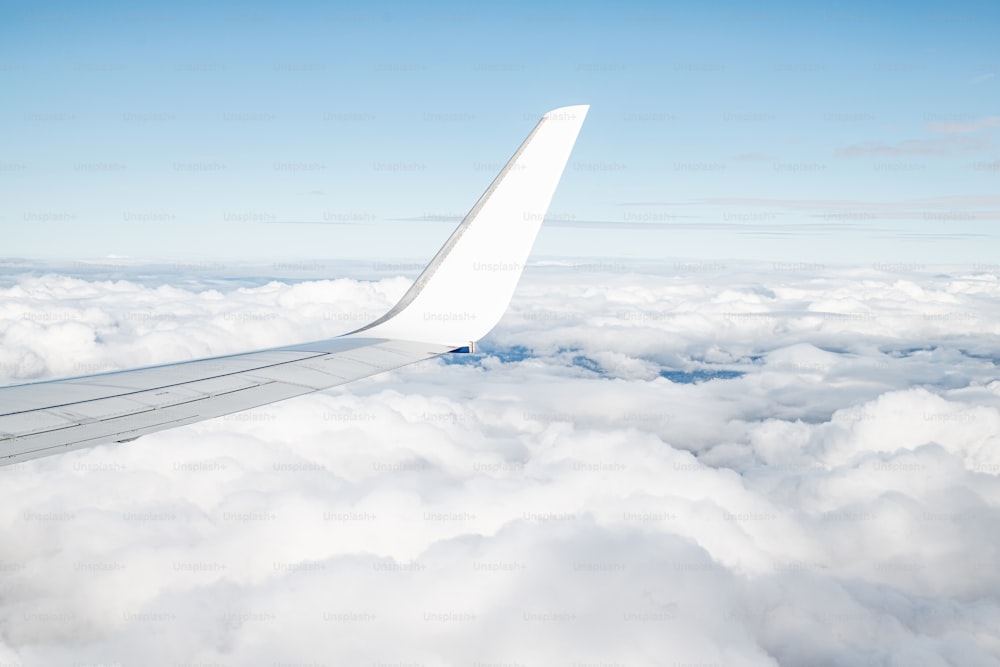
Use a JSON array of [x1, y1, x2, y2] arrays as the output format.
[[837, 134, 991, 157], [617, 196, 1000, 229], [622, 196, 1000, 209], [925, 115, 1000, 134], [837, 115, 998, 157]]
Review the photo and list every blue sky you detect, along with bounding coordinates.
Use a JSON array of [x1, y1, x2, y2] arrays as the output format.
[[2, 0, 998, 265]]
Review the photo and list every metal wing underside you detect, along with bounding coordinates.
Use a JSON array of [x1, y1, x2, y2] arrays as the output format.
[[0, 337, 452, 466]]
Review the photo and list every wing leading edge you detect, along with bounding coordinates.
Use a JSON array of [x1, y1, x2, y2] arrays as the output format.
[[0, 105, 589, 466]]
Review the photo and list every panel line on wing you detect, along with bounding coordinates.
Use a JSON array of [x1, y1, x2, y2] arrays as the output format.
[[0, 352, 329, 418]]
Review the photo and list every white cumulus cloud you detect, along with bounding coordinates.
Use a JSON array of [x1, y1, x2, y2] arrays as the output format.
[[1, 261, 1000, 665]]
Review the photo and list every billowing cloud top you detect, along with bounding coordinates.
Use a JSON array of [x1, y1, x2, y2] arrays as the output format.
[[1, 261, 999, 665]]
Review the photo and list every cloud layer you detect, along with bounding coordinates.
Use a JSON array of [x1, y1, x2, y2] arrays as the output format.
[[2, 262, 1000, 665]]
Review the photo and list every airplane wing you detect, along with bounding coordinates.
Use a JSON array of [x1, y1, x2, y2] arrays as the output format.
[[0, 104, 589, 466]]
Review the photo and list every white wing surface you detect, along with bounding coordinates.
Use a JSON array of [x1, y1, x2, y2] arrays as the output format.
[[0, 105, 589, 466]]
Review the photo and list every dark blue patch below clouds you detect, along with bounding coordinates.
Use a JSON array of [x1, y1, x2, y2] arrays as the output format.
[[659, 369, 745, 383], [450, 345, 748, 383]]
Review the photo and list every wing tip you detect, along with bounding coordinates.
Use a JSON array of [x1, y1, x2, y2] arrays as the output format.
[[544, 104, 590, 121]]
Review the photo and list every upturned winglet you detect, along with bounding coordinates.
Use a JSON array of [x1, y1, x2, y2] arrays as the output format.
[[348, 105, 589, 348]]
